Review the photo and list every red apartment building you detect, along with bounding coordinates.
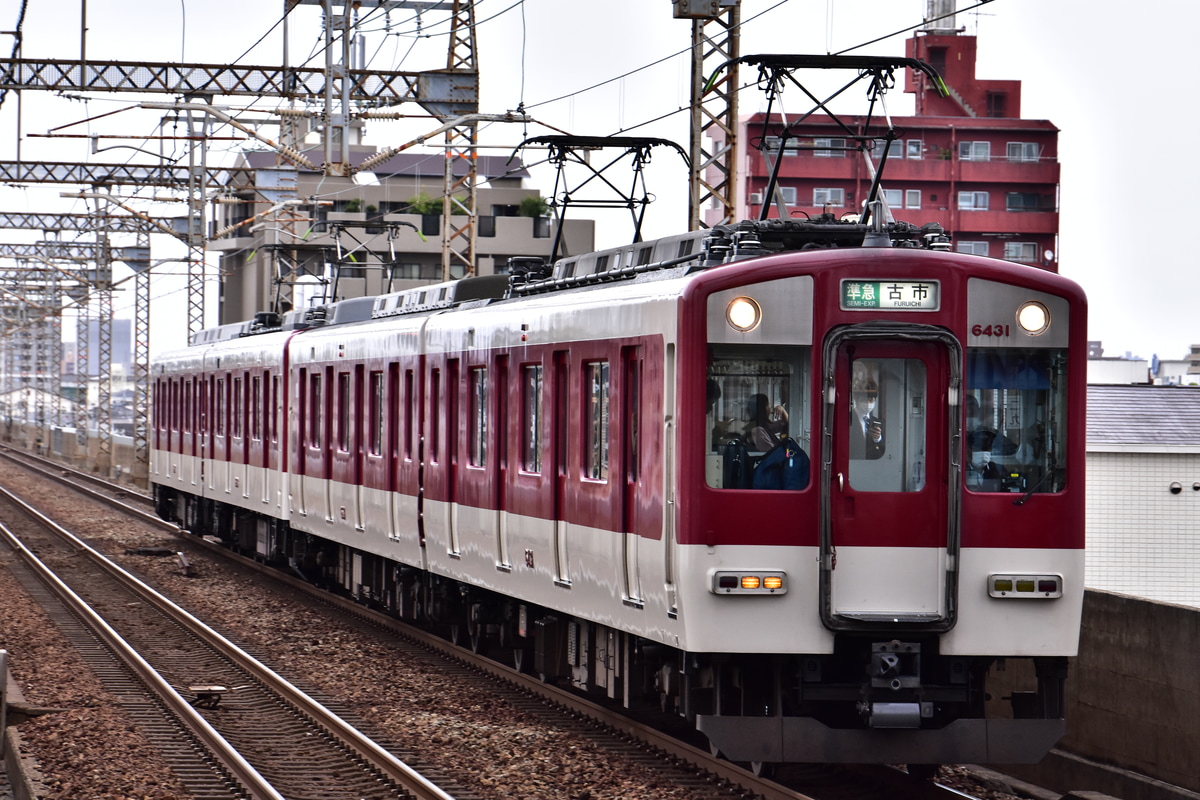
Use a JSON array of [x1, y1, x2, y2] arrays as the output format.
[[724, 27, 1060, 271]]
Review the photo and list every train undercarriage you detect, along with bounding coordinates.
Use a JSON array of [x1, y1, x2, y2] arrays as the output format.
[[155, 488, 1068, 768]]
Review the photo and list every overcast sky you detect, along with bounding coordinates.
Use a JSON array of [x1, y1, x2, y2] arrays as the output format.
[[0, 0, 1193, 361]]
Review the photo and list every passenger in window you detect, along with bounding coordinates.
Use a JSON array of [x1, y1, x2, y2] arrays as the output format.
[[968, 448, 1004, 490], [747, 393, 789, 452], [964, 394, 1017, 456], [849, 371, 884, 460], [707, 379, 739, 450]]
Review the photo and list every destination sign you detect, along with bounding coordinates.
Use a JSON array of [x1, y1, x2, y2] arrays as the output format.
[[840, 279, 940, 311]]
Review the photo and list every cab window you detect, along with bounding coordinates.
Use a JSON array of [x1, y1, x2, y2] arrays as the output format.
[[705, 344, 810, 490], [965, 348, 1067, 493]]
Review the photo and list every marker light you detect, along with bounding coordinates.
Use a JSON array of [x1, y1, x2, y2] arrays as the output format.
[[711, 570, 787, 595], [988, 573, 1062, 598], [726, 296, 762, 332], [1016, 301, 1050, 335]]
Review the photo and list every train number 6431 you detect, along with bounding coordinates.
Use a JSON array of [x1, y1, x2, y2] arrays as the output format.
[[971, 323, 1011, 337]]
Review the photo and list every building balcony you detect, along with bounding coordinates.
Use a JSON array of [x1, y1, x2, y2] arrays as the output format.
[[768, 155, 858, 180], [957, 158, 1060, 185], [952, 209, 1059, 235], [756, 155, 1059, 187]]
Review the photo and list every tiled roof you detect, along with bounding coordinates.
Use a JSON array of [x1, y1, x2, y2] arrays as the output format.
[[1088, 384, 1200, 446]]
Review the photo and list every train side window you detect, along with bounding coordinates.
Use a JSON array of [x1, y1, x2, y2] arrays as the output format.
[[250, 375, 262, 441], [706, 345, 810, 490], [585, 361, 610, 481], [271, 375, 280, 443], [429, 368, 440, 463], [521, 364, 543, 473], [184, 379, 193, 434], [215, 378, 226, 436], [199, 379, 209, 436], [369, 371, 384, 456], [965, 348, 1067, 494], [469, 366, 488, 467], [233, 376, 244, 439], [337, 371, 351, 452], [309, 373, 323, 449], [404, 369, 415, 461], [298, 369, 308, 447]]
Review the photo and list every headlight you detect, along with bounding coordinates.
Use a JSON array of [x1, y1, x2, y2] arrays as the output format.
[[726, 296, 762, 332], [1016, 301, 1050, 335]]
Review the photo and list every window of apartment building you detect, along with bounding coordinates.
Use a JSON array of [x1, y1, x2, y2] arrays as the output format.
[[478, 215, 496, 238], [813, 187, 845, 206], [763, 136, 800, 156], [1006, 192, 1047, 212], [421, 214, 440, 237], [779, 186, 797, 206], [986, 92, 1008, 118], [490, 256, 518, 275], [906, 139, 924, 159], [390, 262, 429, 281], [1007, 142, 1041, 162], [958, 191, 989, 211], [957, 241, 988, 256], [871, 139, 900, 161], [885, 189, 921, 209], [1003, 242, 1038, 262], [958, 141, 991, 161], [814, 137, 846, 158]]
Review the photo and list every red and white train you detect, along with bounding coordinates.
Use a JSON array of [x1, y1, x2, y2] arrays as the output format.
[[151, 215, 1085, 768]]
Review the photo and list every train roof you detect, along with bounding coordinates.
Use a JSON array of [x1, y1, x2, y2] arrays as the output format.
[[190, 216, 952, 345]]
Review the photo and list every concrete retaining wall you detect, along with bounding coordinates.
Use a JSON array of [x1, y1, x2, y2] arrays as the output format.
[[997, 590, 1200, 799]]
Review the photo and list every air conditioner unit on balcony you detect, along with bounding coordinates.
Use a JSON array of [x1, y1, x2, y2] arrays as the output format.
[[749, 192, 763, 205]]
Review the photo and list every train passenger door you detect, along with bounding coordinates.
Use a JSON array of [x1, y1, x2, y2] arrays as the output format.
[[621, 346, 644, 606], [494, 355, 511, 569], [552, 351, 570, 586], [447, 358, 461, 557], [822, 327, 961, 631]]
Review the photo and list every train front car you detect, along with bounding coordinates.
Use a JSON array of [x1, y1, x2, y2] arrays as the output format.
[[673, 222, 1085, 767]]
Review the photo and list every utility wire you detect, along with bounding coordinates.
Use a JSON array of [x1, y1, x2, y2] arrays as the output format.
[[230, 3, 297, 65], [522, 0, 788, 112]]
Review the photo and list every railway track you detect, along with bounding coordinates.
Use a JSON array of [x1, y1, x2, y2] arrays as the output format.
[[0, 478, 458, 800], [0, 448, 1002, 800]]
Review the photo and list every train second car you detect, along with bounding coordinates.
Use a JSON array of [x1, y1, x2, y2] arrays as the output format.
[[150, 216, 1086, 768]]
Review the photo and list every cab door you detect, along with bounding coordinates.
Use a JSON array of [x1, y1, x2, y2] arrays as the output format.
[[821, 325, 961, 631]]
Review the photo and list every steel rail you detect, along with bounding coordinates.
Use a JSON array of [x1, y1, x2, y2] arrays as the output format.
[[0, 483, 457, 800], [0, 516, 284, 800]]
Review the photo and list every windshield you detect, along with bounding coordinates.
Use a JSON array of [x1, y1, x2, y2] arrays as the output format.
[[964, 347, 1068, 494], [705, 344, 810, 490]]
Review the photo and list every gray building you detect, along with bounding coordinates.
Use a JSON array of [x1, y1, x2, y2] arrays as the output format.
[[1086, 384, 1200, 608], [211, 147, 595, 325]]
